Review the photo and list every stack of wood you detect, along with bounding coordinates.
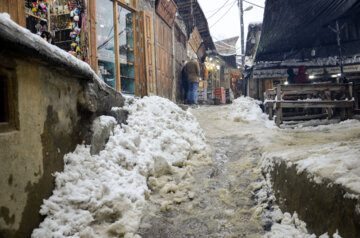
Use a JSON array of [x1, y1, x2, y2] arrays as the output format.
[[264, 83, 355, 126]]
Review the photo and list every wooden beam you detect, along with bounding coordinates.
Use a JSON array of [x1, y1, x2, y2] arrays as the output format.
[[113, 1, 121, 92]]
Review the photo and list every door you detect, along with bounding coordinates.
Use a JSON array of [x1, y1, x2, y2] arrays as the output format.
[[155, 15, 173, 99], [134, 11, 155, 97], [143, 11, 156, 95]]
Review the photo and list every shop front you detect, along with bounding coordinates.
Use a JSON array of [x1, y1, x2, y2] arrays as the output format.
[[95, 0, 137, 94], [22, 0, 142, 96]]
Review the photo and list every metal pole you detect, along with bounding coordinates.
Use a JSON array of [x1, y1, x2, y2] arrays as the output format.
[[335, 20, 344, 80], [238, 0, 245, 66]]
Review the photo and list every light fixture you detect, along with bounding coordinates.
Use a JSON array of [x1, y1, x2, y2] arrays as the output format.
[[216, 65, 220, 70], [210, 57, 213, 61], [244, 6, 253, 11], [311, 49, 316, 57], [309, 75, 315, 79], [284, 81, 289, 85]]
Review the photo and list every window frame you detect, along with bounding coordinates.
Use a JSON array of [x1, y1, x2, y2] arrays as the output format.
[[0, 66, 18, 132]]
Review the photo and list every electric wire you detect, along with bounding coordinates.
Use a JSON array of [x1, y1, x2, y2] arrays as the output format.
[[210, 0, 237, 28], [205, 0, 233, 14], [206, 0, 234, 20]]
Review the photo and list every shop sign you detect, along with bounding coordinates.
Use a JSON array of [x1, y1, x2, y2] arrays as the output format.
[[254, 64, 360, 79], [189, 27, 203, 53], [156, 0, 177, 27]]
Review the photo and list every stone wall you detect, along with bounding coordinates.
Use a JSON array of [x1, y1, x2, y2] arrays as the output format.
[[0, 49, 124, 237]]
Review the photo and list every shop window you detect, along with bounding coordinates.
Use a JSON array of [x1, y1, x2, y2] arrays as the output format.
[[25, 0, 89, 60], [97, 0, 117, 89], [0, 68, 17, 132], [118, 4, 135, 95]]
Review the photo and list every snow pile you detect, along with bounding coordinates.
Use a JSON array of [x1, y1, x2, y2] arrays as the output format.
[[264, 212, 316, 238], [229, 96, 276, 128], [261, 119, 360, 194], [32, 96, 210, 238]]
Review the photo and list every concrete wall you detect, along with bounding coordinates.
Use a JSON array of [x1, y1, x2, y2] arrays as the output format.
[[0, 49, 124, 237], [270, 161, 360, 237]]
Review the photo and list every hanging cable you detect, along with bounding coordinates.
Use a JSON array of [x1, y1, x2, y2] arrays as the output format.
[[205, 0, 233, 14], [210, 0, 237, 28], [243, 0, 264, 9], [207, 0, 235, 20]]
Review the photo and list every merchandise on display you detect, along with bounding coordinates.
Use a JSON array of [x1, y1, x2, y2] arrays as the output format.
[[25, 0, 88, 62]]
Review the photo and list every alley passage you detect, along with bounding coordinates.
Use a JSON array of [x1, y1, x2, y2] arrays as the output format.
[[138, 105, 270, 237]]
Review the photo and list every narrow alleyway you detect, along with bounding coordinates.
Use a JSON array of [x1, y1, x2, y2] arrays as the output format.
[[138, 105, 271, 237]]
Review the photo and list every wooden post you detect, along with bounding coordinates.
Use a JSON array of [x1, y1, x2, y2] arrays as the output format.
[[113, 1, 121, 92], [88, 0, 98, 73], [275, 102, 282, 127], [340, 108, 346, 120], [276, 85, 282, 101]]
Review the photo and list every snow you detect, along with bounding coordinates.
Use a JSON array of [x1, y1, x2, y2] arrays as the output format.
[[228, 96, 360, 195], [226, 96, 360, 237], [261, 119, 360, 194], [32, 96, 210, 237], [229, 96, 276, 128]]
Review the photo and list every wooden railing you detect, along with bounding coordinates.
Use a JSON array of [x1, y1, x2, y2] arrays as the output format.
[[264, 83, 355, 126]]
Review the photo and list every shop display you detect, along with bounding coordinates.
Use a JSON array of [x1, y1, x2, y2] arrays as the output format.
[[25, 0, 51, 41], [25, 0, 88, 61], [96, 0, 116, 89], [118, 7, 135, 94]]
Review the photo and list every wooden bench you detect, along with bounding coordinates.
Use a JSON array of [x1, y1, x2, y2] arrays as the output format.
[[267, 83, 355, 126]]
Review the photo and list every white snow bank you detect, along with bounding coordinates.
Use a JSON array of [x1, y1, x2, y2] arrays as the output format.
[[32, 96, 210, 237], [229, 96, 276, 128], [262, 119, 360, 194], [264, 211, 341, 238]]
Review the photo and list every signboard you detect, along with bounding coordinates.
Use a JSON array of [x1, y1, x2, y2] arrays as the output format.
[[156, 0, 177, 27], [189, 27, 203, 54], [253, 64, 360, 79]]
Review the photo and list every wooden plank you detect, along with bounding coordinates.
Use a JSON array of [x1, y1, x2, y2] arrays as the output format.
[[276, 85, 282, 100], [280, 84, 351, 92], [116, 0, 138, 11], [17, 0, 25, 27], [143, 11, 156, 95], [282, 113, 328, 121], [156, 0, 177, 27], [134, 12, 141, 96], [113, 2, 121, 92], [278, 101, 354, 109], [88, 0, 98, 73], [155, 15, 173, 99]]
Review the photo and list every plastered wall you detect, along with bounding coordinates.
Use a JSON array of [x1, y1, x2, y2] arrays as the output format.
[[0, 56, 86, 237]]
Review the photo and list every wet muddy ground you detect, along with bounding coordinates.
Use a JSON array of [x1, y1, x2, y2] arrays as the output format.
[[139, 106, 271, 237]]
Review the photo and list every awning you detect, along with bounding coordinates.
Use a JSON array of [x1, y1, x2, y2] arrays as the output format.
[[256, 0, 360, 61]]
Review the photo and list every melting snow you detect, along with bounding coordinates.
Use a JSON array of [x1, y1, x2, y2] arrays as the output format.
[[32, 96, 210, 237]]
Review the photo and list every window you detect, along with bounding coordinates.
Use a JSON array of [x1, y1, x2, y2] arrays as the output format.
[[0, 68, 17, 132], [118, 4, 135, 95]]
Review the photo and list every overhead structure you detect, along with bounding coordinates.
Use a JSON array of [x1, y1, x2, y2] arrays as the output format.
[[214, 36, 239, 56], [173, 0, 217, 51], [256, 0, 360, 61]]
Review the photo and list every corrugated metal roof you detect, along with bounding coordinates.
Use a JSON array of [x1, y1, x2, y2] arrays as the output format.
[[256, 0, 360, 61]]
